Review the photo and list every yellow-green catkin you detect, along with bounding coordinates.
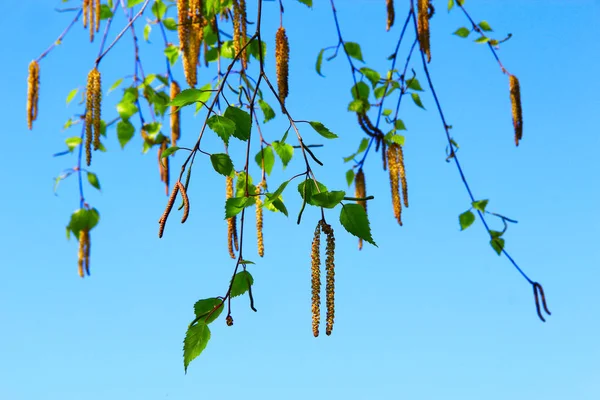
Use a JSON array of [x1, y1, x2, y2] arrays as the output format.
[[159, 140, 170, 196], [275, 27, 289, 110], [256, 181, 265, 258], [321, 222, 335, 336], [226, 176, 237, 259], [355, 169, 367, 250], [386, 0, 395, 32], [239, 0, 248, 69], [26, 60, 40, 130], [78, 229, 90, 278], [311, 221, 322, 337], [417, 0, 431, 62], [84, 0, 99, 42], [509, 74, 523, 146], [85, 68, 101, 166], [397, 144, 408, 208], [91, 69, 101, 151], [170, 80, 181, 147], [388, 144, 403, 226], [158, 182, 181, 238]]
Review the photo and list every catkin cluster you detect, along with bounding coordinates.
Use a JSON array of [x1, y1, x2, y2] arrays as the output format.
[[417, 0, 431, 63], [256, 181, 265, 258], [158, 140, 170, 195], [275, 27, 289, 110], [386, 0, 395, 31], [355, 169, 367, 250], [178, 0, 205, 87], [83, 0, 101, 42], [387, 143, 409, 226], [226, 176, 239, 259], [170, 80, 181, 147], [232, 0, 248, 69], [310, 220, 336, 337], [26, 61, 40, 130], [85, 67, 102, 166], [509, 75, 523, 146], [78, 229, 91, 278]]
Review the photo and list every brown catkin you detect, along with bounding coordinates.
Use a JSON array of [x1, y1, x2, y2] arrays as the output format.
[[397, 143, 409, 208], [310, 222, 322, 337], [388, 144, 403, 226], [417, 0, 431, 63], [275, 27, 289, 110], [95, 0, 101, 33], [509, 74, 523, 146], [92, 68, 101, 151], [170, 80, 181, 146], [256, 181, 265, 257], [386, 0, 395, 31], [226, 176, 237, 259], [26, 60, 39, 130], [177, 180, 190, 223], [232, 0, 241, 59], [88, 0, 95, 41], [78, 229, 90, 278], [159, 140, 170, 196], [355, 169, 367, 250], [321, 222, 335, 336], [239, 0, 248, 69], [83, 0, 89, 28], [158, 182, 181, 238]]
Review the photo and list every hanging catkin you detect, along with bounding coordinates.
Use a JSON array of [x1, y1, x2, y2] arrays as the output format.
[[310, 221, 322, 337], [417, 0, 431, 62], [226, 176, 238, 259], [78, 229, 91, 278], [85, 68, 101, 166], [355, 169, 367, 250], [275, 27, 289, 110], [386, 0, 395, 31], [170, 80, 181, 147], [321, 222, 336, 336], [256, 181, 265, 257], [387, 144, 403, 226], [509, 74, 523, 146], [26, 60, 39, 130]]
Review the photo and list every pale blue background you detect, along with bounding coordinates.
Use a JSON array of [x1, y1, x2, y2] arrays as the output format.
[[1, 1, 599, 399]]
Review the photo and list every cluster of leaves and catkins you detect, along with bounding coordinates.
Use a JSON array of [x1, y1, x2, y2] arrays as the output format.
[[27, 0, 548, 372]]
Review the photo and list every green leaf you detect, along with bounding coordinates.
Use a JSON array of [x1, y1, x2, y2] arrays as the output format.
[[117, 120, 135, 148], [386, 133, 405, 146], [348, 99, 370, 113], [351, 81, 370, 100], [360, 67, 381, 88], [194, 83, 213, 112], [67, 208, 100, 238], [406, 77, 424, 91], [210, 153, 234, 176], [264, 181, 289, 207], [489, 230, 504, 239], [395, 119, 407, 130], [474, 36, 490, 44], [151, 0, 166, 19], [411, 93, 425, 109], [248, 39, 267, 61], [87, 172, 101, 191], [65, 136, 82, 151], [344, 42, 364, 62], [346, 169, 355, 187], [193, 298, 223, 324], [339, 203, 376, 246], [116, 101, 138, 120], [315, 48, 325, 77], [170, 88, 212, 107], [296, 0, 312, 7], [312, 190, 346, 209], [297, 180, 328, 206], [225, 197, 255, 218], [490, 237, 505, 255], [478, 21, 493, 32], [270, 198, 288, 216], [448, 0, 454, 11], [471, 199, 489, 213], [183, 322, 211, 373], [258, 99, 275, 123], [453, 27, 471, 38], [272, 141, 293, 168], [230, 271, 254, 298], [459, 210, 475, 230], [66, 88, 78, 105], [163, 18, 177, 31], [255, 146, 275, 175], [143, 24, 151, 41], [160, 146, 180, 158], [99, 4, 113, 19], [164, 44, 180, 65], [343, 138, 370, 163], [224, 106, 251, 141], [108, 78, 123, 94], [309, 121, 338, 139], [207, 115, 236, 145], [127, 0, 144, 7]]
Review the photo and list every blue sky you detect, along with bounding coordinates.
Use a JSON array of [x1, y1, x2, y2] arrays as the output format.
[[1, 1, 599, 399]]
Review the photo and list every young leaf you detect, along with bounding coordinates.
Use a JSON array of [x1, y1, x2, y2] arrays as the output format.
[[360, 67, 381, 88], [478, 21, 493, 32], [87, 172, 101, 191], [411, 93, 425, 109], [490, 237, 505, 255], [298, 180, 328, 206], [270, 198, 289, 216], [207, 115, 236, 145], [66, 208, 100, 238], [224, 106, 251, 141], [309, 121, 338, 139], [475, 36, 491, 44], [258, 99, 275, 123], [453, 27, 471, 38], [296, 0, 312, 7], [230, 271, 254, 298], [183, 322, 211, 373], [161, 146, 180, 158], [225, 197, 255, 218], [459, 210, 475, 230], [264, 180, 289, 207], [210, 153, 234, 176], [66, 88, 78, 105], [117, 120, 135, 148], [108, 78, 123, 94], [193, 298, 223, 324], [65, 136, 82, 151], [351, 81, 370, 100], [170, 88, 212, 107], [344, 42, 364, 62], [339, 203, 376, 246], [255, 147, 275, 175], [346, 169, 355, 187], [472, 199, 489, 213], [312, 191, 346, 209], [406, 77, 424, 91], [316, 48, 325, 76], [164, 44, 180, 65], [272, 141, 294, 167]]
